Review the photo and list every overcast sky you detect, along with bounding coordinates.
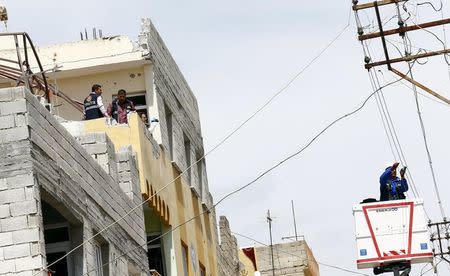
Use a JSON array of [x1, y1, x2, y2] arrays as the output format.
[[2, 0, 450, 275]]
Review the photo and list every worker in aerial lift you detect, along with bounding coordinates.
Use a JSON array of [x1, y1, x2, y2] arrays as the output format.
[[379, 162, 408, 201]]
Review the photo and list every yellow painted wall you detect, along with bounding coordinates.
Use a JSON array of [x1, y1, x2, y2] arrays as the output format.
[[84, 114, 218, 276], [238, 249, 257, 276]]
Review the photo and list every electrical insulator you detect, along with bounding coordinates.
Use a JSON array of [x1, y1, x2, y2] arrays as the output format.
[[364, 56, 371, 64], [398, 20, 404, 27], [352, 0, 359, 4], [357, 27, 364, 36]]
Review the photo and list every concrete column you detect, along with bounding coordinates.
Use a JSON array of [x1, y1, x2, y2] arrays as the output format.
[[0, 87, 46, 275]]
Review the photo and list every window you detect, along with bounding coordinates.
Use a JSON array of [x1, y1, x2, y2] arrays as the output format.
[[184, 135, 191, 184], [147, 234, 166, 276], [93, 243, 103, 276], [181, 241, 189, 276], [196, 156, 203, 198], [165, 104, 173, 159], [112, 92, 147, 114]]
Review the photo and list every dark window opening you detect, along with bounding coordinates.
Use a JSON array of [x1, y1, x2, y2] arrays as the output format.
[[184, 135, 191, 185], [47, 252, 69, 276], [147, 235, 165, 276], [165, 104, 173, 160]]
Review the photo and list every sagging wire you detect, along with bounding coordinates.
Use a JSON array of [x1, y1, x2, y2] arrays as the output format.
[[417, 1, 443, 12], [77, 72, 413, 276], [398, 4, 448, 219], [33, 12, 354, 275], [233, 231, 370, 276], [364, 41, 423, 201]]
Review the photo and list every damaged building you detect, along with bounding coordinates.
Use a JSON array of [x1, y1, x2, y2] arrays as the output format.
[[0, 19, 241, 275]]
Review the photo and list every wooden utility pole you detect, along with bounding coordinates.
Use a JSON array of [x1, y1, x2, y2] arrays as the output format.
[[352, 0, 450, 105], [429, 220, 450, 264]]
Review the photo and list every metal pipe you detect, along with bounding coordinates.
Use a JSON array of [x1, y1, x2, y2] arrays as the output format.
[[291, 200, 299, 241]]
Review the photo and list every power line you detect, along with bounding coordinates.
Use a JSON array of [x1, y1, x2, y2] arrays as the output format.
[[75, 74, 408, 276], [35, 15, 353, 275], [363, 40, 423, 199], [232, 231, 370, 276], [407, 61, 447, 219]]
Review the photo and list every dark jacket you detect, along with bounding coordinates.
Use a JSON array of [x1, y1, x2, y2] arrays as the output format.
[[110, 99, 135, 123], [84, 92, 103, 120], [379, 167, 408, 201]]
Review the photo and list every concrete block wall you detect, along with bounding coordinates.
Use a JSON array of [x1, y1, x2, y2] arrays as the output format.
[[0, 87, 45, 275], [0, 87, 149, 275], [116, 146, 142, 206], [217, 216, 240, 276], [78, 132, 119, 182], [139, 19, 211, 204], [255, 241, 308, 276]]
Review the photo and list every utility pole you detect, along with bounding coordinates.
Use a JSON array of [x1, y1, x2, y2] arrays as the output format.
[[429, 219, 450, 264], [352, 0, 450, 105], [267, 210, 275, 276]]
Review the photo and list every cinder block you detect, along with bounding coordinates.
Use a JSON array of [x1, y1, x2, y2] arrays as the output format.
[[0, 188, 26, 204], [0, 89, 13, 102], [0, 204, 10, 218], [96, 153, 109, 165], [14, 255, 43, 272], [0, 231, 13, 246], [119, 182, 132, 193], [30, 242, 40, 256], [27, 215, 39, 228], [14, 114, 28, 127], [12, 87, 26, 100], [0, 258, 14, 273], [6, 173, 34, 189], [0, 99, 27, 115], [0, 115, 15, 129], [10, 200, 37, 217], [0, 126, 29, 143], [12, 229, 40, 244], [0, 179, 7, 191], [82, 143, 107, 154], [3, 243, 30, 259], [78, 132, 107, 144], [0, 216, 28, 232]]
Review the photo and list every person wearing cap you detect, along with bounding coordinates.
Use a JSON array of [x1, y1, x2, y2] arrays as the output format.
[[379, 162, 408, 201]]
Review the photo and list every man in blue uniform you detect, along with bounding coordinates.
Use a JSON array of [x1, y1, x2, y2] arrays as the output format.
[[379, 162, 408, 201], [84, 84, 109, 120]]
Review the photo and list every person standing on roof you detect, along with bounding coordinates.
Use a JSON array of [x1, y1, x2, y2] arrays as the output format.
[[379, 162, 409, 201], [84, 84, 109, 120], [107, 89, 135, 124]]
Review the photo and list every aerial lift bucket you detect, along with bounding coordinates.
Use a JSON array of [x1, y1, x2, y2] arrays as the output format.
[[353, 199, 433, 273]]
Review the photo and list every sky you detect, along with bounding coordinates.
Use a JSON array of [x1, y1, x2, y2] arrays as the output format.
[[2, 0, 450, 275]]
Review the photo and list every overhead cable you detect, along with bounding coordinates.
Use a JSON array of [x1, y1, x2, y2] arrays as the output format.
[[232, 231, 370, 276], [34, 12, 353, 275], [407, 61, 447, 219], [77, 74, 410, 276]]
